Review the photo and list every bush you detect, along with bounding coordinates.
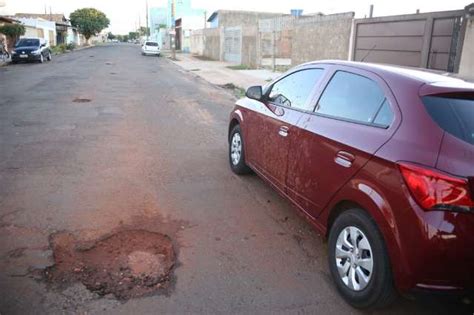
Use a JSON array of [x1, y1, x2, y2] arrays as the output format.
[[51, 44, 67, 54], [66, 43, 76, 50]]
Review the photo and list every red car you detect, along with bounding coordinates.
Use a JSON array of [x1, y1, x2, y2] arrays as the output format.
[[228, 60, 474, 309]]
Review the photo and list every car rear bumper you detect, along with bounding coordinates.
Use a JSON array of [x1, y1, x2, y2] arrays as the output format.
[[397, 203, 474, 293], [142, 50, 160, 55]]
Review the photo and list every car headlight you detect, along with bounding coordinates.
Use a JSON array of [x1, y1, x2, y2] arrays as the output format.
[[31, 49, 41, 55]]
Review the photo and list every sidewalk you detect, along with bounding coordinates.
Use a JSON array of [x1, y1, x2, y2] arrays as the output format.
[[168, 53, 281, 90]]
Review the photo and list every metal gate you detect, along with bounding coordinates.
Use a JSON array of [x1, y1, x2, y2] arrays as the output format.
[[352, 10, 466, 72], [224, 27, 242, 64]]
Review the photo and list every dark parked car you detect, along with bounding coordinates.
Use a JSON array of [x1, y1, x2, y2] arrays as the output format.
[[228, 60, 474, 309], [11, 37, 52, 64]]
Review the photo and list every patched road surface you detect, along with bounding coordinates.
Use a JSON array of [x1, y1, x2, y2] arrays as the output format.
[[0, 44, 471, 314]]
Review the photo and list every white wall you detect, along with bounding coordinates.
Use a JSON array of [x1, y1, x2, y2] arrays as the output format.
[[17, 17, 56, 46], [459, 17, 474, 80]]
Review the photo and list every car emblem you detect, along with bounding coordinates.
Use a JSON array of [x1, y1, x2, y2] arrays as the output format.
[[22, 51, 25, 54]]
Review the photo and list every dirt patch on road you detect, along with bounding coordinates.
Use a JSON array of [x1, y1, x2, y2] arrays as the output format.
[[72, 98, 92, 103], [44, 230, 176, 300]]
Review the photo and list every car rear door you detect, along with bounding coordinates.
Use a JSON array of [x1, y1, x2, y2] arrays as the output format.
[[286, 66, 401, 218], [245, 67, 326, 191]]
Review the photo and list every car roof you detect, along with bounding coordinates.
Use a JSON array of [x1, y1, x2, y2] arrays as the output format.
[[304, 60, 474, 90]]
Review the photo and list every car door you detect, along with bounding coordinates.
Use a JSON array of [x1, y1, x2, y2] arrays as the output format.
[[246, 68, 326, 191], [286, 66, 401, 218]]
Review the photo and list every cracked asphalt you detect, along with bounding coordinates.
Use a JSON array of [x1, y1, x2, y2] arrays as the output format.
[[0, 44, 471, 314]]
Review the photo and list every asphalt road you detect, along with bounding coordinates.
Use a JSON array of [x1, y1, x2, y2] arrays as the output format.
[[0, 44, 471, 314]]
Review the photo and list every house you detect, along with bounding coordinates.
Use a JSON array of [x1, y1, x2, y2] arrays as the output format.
[[14, 13, 83, 47], [13, 16, 56, 46], [16, 14, 67, 45]]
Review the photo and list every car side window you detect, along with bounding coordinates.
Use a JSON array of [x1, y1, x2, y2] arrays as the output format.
[[373, 99, 394, 127], [315, 71, 391, 126], [268, 69, 324, 111]]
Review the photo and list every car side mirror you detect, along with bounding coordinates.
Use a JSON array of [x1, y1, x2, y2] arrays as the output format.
[[246, 86, 263, 101]]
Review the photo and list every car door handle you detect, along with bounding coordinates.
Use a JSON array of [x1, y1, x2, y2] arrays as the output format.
[[335, 151, 355, 168], [278, 126, 289, 137]]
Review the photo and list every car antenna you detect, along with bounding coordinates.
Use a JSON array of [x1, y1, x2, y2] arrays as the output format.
[[361, 45, 376, 62]]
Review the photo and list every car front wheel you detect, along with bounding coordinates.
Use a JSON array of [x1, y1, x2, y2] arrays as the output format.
[[328, 208, 397, 309], [47, 51, 52, 61], [229, 124, 251, 175], [39, 54, 44, 63]]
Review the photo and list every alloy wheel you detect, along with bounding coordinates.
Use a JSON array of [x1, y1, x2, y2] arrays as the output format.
[[335, 226, 374, 291], [230, 132, 242, 166]]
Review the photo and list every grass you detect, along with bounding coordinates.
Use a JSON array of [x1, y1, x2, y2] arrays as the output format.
[[192, 55, 214, 61], [226, 64, 255, 70], [219, 83, 246, 99]]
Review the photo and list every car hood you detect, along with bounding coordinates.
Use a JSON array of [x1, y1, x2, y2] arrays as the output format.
[[14, 46, 39, 53]]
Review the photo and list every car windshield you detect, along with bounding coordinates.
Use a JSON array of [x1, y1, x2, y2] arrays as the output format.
[[145, 42, 158, 46], [15, 38, 40, 47], [15, 38, 39, 47], [423, 94, 474, 145]]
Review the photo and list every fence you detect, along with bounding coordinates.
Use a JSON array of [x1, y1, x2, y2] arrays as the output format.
[[351, 10, 466, 72]]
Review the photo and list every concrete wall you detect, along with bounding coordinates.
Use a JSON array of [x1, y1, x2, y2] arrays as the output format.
[[292, 14, 354, 66], [201, 28, 220, 60], [190, 29, 204, 55], [241, 26, 258, 67], [459, 6, 474, 80], [217, 10, 283, 28]]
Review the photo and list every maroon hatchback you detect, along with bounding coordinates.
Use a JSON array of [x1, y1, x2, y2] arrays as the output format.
[[228, 60, 474, 308]]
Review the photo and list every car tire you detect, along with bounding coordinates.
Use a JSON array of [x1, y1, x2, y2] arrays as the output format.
[[328, 208, 397, 309], [47, 51, 52, 61], [39, 54, 44, 63], [229, 124, 252, 175]]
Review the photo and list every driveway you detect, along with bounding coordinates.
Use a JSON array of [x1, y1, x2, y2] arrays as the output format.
[[0, 44, 471, 314]]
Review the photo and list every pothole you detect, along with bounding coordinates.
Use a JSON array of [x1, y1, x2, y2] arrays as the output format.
[[72, 98, 92, 103], [43, 230, 176, 300]]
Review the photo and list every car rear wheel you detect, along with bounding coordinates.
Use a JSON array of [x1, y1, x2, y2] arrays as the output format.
[[328, 208, 397, 309], [229, 124, 251, 175]]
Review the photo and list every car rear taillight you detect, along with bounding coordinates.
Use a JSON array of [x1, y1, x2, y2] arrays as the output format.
[[398, 162, 474, 212]]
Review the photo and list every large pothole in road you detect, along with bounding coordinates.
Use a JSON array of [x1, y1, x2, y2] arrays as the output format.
[[43, 230, 176, 300]]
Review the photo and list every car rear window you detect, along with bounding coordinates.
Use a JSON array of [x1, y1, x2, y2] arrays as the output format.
[[423, 95, 474, 145], [145, 42, 158, 46]]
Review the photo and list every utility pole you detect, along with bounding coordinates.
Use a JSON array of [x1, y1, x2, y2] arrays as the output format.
[[171, 0, 176, 60], [369, 4, 374, 18], [146, 0, 149, 39]]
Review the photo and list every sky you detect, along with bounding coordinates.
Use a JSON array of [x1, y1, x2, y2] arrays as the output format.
[[0, 0, 471, 34]]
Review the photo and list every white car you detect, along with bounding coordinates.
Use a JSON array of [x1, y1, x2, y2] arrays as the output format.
[[141, 41, 160, 56]]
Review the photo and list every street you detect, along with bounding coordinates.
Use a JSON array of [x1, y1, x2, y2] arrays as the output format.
[[0, 44, 471, 314]]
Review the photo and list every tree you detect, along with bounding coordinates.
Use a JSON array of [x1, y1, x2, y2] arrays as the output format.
[[70, 8, 110, 43], [0, 24, 25, 51], [107, 32, 116, 40], [128, 32, 139, 40], [138, 26, 150, 37]]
